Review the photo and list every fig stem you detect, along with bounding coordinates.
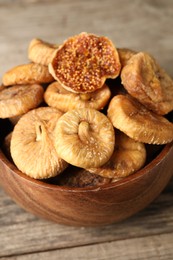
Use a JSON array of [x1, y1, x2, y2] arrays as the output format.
[[36, 123, 45, 141], [80, 93, 91, 101], [78, 121, 90, 142]]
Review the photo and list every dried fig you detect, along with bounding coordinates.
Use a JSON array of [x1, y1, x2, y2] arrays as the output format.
[[54, 108, 115, 168], [57, 166, 111, 187], [0, 84, 44, 118], [117, 48, 136, 67], [121, 52, 173, 115], [28, 38, 58, 66], [49, 32, 121, 93], [11, 107, 68, 179], [2, 63, 54, 86], [88, 131, 146, 178], [44, 81, 111, 112], [107, 94, 173, 144]]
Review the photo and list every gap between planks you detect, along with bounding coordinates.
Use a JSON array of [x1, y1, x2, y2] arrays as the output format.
[[1, 232, 173, 260]]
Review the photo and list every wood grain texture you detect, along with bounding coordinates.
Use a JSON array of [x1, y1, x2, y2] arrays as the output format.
[[0, 181, 173, 258], [0, 142, 173, 227], [1, 233, 173, 260], [0, 0, 173, 259]]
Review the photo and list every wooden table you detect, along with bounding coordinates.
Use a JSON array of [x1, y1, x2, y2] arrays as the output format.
[[0, 0, 173, 259]]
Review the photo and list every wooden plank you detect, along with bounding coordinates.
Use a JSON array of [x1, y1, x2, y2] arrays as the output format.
[[0, 0, 72, 5], [1, 233, 173, 260], [0, 0, 173, 76], [0, 178, 173, 257]]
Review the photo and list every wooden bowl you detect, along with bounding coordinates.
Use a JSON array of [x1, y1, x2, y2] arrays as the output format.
[[0, 119, 173, 226]]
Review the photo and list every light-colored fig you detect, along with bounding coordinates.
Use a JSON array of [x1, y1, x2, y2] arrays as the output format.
[[88, 131, 146, 178], [0, 84, 44, 118], [2, 63, 54, 86], [11, 107, 68, 179], [44, 81, 111, 112], [121, 52, 173, 115], [49, 32, 121, 93], [54, 108, 115, 168], [28, 38, 58, 66], [107, 95, 173, 144]]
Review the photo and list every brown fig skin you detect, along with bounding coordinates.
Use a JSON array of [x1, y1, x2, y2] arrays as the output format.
[[107, 94, 173, 145]]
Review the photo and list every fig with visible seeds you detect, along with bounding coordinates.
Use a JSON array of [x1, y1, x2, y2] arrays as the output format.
[[49, 32, 121, 93], [54, 108, 115, 168], [11, 107, 68, 179]]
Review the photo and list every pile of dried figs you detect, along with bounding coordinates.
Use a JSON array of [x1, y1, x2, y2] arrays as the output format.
[[0, 32, 173, 187]]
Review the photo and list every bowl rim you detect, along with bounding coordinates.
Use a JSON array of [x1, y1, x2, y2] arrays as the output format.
[[0, 142, 173, 193]]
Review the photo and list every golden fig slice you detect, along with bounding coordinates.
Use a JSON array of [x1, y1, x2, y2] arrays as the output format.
[[0, 84, 44, 118], [107, 95, 173, 144], [54, 108, 115, 168], [28, 38, 58, 66], [49, 32, 121, 93], [44, 81, 111, 112], [57, 166, 111, 187], [88, 131, 146, 178], [11, 107, 68, 179], [117, 48, 136, 67], [121, 52, 173, 115], [2, 63, 54, 86]]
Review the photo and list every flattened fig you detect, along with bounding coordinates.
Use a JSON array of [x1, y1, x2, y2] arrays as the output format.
[[2, 63, 54, 86], [107, 94, 173, 144], [54, 108, 115, 168], [0, 84, 44, 118], [121, 52, 173, 115], [11, 107, 68, 179], [28, 38, 58, 66], [44, 81, 111, 112]]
